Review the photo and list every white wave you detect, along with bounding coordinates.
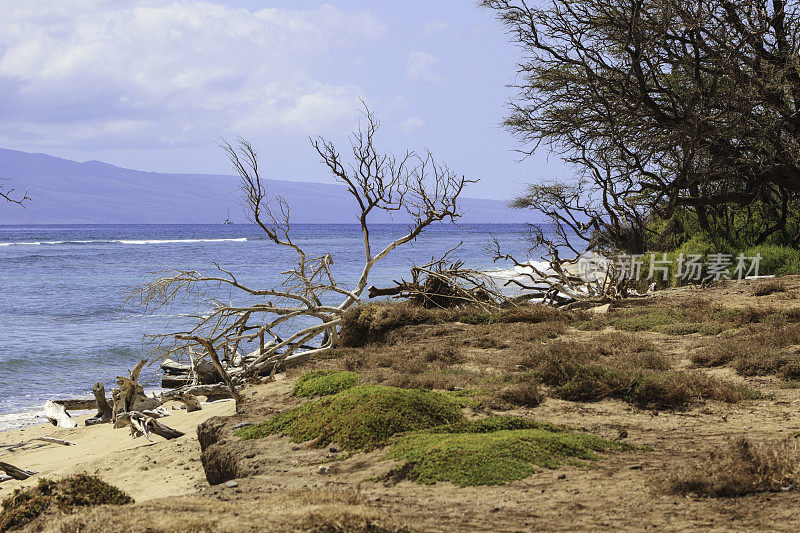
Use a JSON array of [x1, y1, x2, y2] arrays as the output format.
[[485, 259, 554, 280], [0, 238, 248, 247], [0, 410, 47, 432], [118, 238, 247, 245]]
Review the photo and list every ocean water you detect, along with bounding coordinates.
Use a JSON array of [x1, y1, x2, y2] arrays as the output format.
[[0, 223, 533, 430]]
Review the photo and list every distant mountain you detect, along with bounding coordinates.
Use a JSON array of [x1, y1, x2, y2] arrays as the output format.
[[0, 148, 530, 224]]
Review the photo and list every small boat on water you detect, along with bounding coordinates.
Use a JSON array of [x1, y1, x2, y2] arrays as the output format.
[[223, 209, 233, 225]]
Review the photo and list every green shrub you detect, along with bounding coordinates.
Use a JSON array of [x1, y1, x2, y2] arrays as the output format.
[[744, 245, 800, 277], [292, 370, 360, 397], [385, 416, 634, 486], [0, 475, 133, 532], [237, 385, 464, 450]]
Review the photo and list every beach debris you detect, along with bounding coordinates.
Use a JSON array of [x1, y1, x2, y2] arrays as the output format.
[[0, 461, 37, 480], [43, 400, 77, 428], [160, 358, 226, 389], [160, 383, 232, 403], [141, 406, 171, 419], [114, 411, 184, 441], [35, 436, 76, 446], [52, 399, 97, 410], [112, 361, 162, 422], [85, 382, 113, 426], [367, 244, 509, 311], [176, 392, 202, 412], [233, 422, 252, 430], [0, 474, 13, 483], [317, 465, 330, 475], [225, 480, 239, 488], [160, 358, 193, 388]]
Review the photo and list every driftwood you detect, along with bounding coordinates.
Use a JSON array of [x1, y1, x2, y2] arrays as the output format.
[[114, 412, 184, 441], [35, 437, 75, 446], [141, 407, 171, 419], [43, 400, 77, 428], [0, 461, 36, 480], [114, 374, 161, 419], [54, 399, 97, 410], [85, 382, 113, 426], [367, 246, 509, 311], [161, 359, 192, 388], [176, 393, 202, 412], [160, 383, 232, 402], [106, 361, 164, 424]]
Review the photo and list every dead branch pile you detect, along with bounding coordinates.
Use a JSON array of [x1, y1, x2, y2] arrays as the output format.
[[368, 245, 509, 310]]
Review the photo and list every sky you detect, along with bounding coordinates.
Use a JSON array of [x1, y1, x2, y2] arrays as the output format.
[[0, 0, 569, 201]]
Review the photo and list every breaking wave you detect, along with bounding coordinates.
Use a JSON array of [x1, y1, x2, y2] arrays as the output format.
[[0, 238, 247, 247]]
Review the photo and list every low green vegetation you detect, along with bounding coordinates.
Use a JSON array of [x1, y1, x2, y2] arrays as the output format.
[[241, 375, 642, 487], [292, 370, 361, 397], [237, 385, 464, 450], [385, 416, 634, 486], [0, 475, 133, 532]]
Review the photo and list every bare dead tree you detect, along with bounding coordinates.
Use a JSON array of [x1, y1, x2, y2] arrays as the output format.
[[1, 177, 29, 206], [128, 106, 475, 395]]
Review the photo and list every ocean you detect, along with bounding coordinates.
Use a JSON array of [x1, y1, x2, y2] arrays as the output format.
[[0, 223, 534, 431]]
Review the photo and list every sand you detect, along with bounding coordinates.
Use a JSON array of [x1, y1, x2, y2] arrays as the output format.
[[0, 399, 234, 502]]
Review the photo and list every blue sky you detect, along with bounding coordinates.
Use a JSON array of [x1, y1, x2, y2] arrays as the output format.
[[0, 1, 569, 200]]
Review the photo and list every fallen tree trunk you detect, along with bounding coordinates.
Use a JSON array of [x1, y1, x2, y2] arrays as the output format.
[[114, 412, 184, 441], [43, 400, 77, 428], [53, 399, 97, 410], [159, 383, 232, 402], [0, 461, 36, 480]]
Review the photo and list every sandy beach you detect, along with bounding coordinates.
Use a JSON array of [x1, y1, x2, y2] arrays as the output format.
[[0, 399, 235, 502]]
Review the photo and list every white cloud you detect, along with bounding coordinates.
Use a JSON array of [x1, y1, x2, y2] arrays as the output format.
[[420, 21, 448, 35], [0, 1, 386, 150], [399, 116, 424, 133], [407, 51, 442, 83]]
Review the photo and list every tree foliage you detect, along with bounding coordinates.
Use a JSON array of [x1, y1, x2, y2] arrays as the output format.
[[483, 0, 800, 249]]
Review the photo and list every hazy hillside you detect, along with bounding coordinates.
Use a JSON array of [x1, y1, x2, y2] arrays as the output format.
[[0, 148, 529, 224]]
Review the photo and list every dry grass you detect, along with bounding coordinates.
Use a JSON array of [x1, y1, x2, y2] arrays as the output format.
[[521, 337, 756, 409], [321, 344, 487, 393], [752, 279, 787, 297], [491, 380, 544, 408], [692, 324, 800, 379], [51, 489, 409, 533], [662, 438, 800, 497], [339, 302, 585, 347]]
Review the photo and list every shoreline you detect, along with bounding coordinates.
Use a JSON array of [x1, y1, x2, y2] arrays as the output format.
[[0, 385, 170, 433], [0, 399, 235, 502]]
